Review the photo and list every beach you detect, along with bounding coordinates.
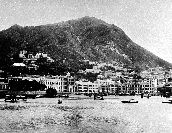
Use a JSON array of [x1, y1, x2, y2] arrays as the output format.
[[0, 95, 172, 133]]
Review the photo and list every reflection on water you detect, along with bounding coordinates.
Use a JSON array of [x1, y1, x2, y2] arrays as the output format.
[[0, 96, 172, 133]]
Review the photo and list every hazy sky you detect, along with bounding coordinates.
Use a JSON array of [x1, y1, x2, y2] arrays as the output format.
[[0, 0, 172, 63]]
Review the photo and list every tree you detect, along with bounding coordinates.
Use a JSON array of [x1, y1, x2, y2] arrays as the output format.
[[12, 53, 23, 63], [36, 55, 50, 75], [9, 79, 46, 91], [46, 88, 57, 97], [84, 72, 99, 82]]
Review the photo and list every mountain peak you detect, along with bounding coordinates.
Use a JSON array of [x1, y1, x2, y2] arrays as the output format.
[[10, 24, 23, 29], [77, 16, 110, 26]]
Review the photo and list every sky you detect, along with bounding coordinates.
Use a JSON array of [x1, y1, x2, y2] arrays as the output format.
[[0, 0, 172, 63]]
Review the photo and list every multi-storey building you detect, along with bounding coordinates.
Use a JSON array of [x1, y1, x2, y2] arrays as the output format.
[[127, 82, 141, 94], [75, 80, 99, 93], [95, 79, 117, 94], [7, 73, 75, 93], [75, 78, 118, 94], [0, 70, 9, 91], [140, 78, 157, 94], [40, 73, 76, 93], [40, 76, 63, 92], [117, 83, 128, 94], [0, 82, 8, 90]]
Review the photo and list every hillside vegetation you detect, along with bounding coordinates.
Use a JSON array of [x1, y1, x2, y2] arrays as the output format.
[[0, 16, 171, 71]]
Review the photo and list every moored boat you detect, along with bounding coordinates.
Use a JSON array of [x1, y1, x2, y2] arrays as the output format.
[[162, 99, 172, 104], [121, 99, 138, 103]]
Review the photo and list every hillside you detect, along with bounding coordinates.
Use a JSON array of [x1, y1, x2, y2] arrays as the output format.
[[0, 16, 171, 71]]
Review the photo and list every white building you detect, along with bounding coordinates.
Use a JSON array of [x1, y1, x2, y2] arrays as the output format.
[[75, 80, 99, 93], [95, 79, 117, 94], [140, 78, 157, 94], [40, 76, 64, 92], [0, 82, 8, 90], [40, 73, 75, 93]]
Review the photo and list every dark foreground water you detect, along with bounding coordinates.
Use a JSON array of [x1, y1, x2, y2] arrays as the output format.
[[0, 96, 171, 133]]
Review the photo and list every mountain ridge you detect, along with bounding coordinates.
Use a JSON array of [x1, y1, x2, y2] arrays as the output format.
[[0, 16, 171, 71]]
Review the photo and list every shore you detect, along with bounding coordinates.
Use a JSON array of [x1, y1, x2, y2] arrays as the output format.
[[0, 95, 172, 133]]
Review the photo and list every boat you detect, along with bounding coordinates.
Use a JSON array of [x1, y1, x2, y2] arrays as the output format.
[[162, 99, 172, 104], [58, 98, 62, 104], [4, 94, 18, 102], [121, 99, 138, 103], [94, 95, 104, 100], [96, 96, 104, 100]]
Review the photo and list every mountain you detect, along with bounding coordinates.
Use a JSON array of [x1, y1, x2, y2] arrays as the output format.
[[0, 16, 171, 71]]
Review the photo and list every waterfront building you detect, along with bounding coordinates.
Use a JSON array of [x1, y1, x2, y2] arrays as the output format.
[[163, 79, 172, 94], [64, 72, 76, 92], [41, 76, 63, 92], [0, 82, 8, 90], [75, 80, 99, 93], [117, 82, 128, 94], [127, 82, 141, 94], [139, 67, 170, 95], [140, 78, 157, 94], [0, 74, 9, 97], [95, 79, 118, 94], [7, 73, 75, 93], [40, 72, 75, 93]]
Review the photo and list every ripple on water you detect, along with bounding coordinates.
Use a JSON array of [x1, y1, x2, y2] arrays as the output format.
[[0, 96, 172, 133]]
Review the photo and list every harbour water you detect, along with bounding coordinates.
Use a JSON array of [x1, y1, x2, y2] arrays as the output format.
[[0, 95, 172, 133]]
